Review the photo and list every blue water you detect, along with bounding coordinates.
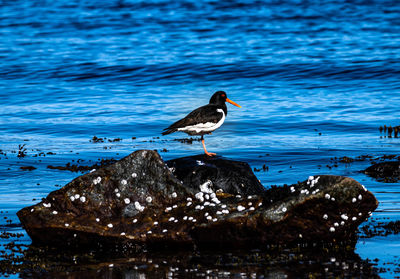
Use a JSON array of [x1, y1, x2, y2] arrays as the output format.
[[1, 0, 400, 277]]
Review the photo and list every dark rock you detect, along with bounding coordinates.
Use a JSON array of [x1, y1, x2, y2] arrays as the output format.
[[363, 161, 400, 182], [166, 155, 265, 196], [17, 150, 378, 251]]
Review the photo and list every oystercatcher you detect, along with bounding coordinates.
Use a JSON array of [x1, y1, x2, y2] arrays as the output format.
[[162, 91, 241, 156]]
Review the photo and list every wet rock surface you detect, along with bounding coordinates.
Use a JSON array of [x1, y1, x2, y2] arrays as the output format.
[[166, 155, 265, 196], [363, 161, 400, 182], [17, 150, 378, 251]]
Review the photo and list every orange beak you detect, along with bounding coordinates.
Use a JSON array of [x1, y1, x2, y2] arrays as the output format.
[[226, 98, 241, 108]]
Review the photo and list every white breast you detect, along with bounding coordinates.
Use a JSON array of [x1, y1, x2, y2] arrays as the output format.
[[178, 109, 225, 134]]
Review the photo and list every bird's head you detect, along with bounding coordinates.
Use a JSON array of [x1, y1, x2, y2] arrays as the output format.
[[209, 91, 241, 108]]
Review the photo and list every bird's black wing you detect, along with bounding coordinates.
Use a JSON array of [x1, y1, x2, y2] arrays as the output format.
[[162, 104, 223, 135]]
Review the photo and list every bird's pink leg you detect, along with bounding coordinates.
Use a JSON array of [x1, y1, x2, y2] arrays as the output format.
[[201, 137, 216, 156]]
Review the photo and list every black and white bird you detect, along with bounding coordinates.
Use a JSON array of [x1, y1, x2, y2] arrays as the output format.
[[162, 91, 241, 156]]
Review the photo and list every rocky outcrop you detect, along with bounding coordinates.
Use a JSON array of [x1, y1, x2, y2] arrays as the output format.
[[363, 161, 400, 182], [17, 150, 378, 251]]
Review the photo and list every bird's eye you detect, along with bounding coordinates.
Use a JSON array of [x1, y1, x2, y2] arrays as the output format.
[[221, 94, 226, 97]]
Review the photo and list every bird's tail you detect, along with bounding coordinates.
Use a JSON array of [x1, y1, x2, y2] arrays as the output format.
[[162, 128, 177, 136]]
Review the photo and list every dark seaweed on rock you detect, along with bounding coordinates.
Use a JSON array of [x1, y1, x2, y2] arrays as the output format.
[[363, 161, 400, 183]]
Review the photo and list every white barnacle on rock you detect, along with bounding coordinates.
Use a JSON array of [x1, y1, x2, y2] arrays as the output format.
[[341, 214, 349, 220], [258, 202, 262, 207], [65, 223, 69, 227], [74, 194, 80, 199], [204, 212, 209, 217], [323, 214, 328, 220], [221, 204, 227, 209], [301, 189, 306, 194], [358, 212, 362, 216], [133, 218, 137, 223], [334, 222, 339, 227], [31, 208, 35, 212], [211, 197, 220, 204], [52, 211, 58, 215], [249, 207, 255, 211], [196, 160, 205, 166], [132, 172, 137, 178], [329, 227, 335, 232], [352, 198, 357, 203], [361, 184, 367, 192], [325, 193, 330, 199], [186, 201, 192, 207], [192, 219, 196, 223], [352, 217, 357, 221], [195, 192, 204, 202], [90, 169, 96, 173], [70, 196, 75, 201], [205, 194, 210, 200], [174, 219, 178, 223], [134, 201, 145, 212], [282, 207, 287, 213], [107, 223, 113, 228], [187, 197, 192, 201], [80, 196, 86, 203], [121, 232, 126, 236], [216, 189, 223, 193], [212, 218, 217, 222], [207, 216, 212, 220], [236, 195, 242, 199], [96, 218, 100, 222], [171, 192, 177, 198], [124, 198, 131, 204], [204, 201, 210, 206], [248, 202, 252, 206], [121, 179, 127, 185], [162, 229, 167, 233], [195, 205, 202, 210], [183, 216, 188, 220], [188, 216, 193, 221], [172, 204, 177, 209], [358, 194, 362, 200], [310, 176, 320, 188], [146, 196, 153, 203], [222, 209, 229, 214], [147, 230, 152, 234], [43, 203, 51, 208], [210, 193, 216, 199], [340, 221, 345, 225], [114, 188, 119, 193], [93, 177, 101, 185], [200, 180, 213, 193], [165, 207, 172, 212], [216, 211, 222, 215], [290, 187, 295, 193], [331, 197, 335, 201], [168, 217, 175, 222], [116, 193, 121, 198], [237, 205, 245, 212]]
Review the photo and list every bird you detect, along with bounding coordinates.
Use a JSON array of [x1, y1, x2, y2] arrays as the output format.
[[162, 91, 241, 156]]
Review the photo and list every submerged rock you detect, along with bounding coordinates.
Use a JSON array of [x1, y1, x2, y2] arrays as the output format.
[[17, 150, 378, 251], [363, 161, 400, 182]]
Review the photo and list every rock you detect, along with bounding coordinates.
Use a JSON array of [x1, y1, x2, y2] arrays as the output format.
[[17, 150, 378, 251], [363, 161, 400, 182], [166, 155, 265, 196]]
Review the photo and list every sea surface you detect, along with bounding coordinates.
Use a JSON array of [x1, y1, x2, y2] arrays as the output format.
[[1, 0, 400, 278]]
